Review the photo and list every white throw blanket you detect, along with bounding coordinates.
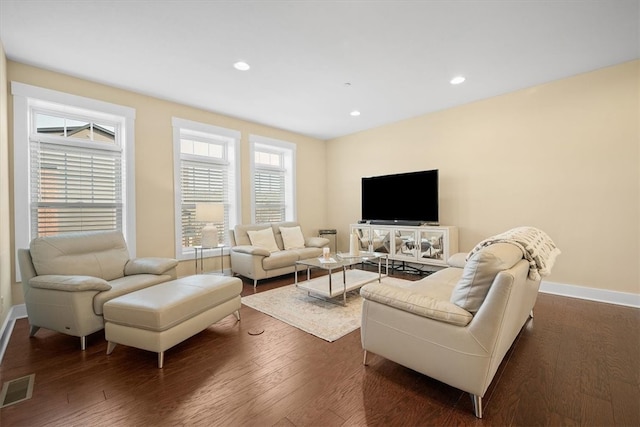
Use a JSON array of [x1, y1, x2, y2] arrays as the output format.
[[467, 226, 561, 280]]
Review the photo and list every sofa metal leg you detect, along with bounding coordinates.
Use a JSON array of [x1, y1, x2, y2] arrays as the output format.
[[29, 325, 40, 337], [530, 309, 534, 318], [80, 336, 86, 351], [253, 279, 257, 289], [158, 351, 164, 369], [234, 310, 241, 321], [470, 394, 483, 418], [363, 350, 369, 366]]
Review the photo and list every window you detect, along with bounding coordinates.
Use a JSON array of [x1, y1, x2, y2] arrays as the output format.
[[30, 110, 122, 236], [250, 135, 296, 223], [12, 82, 136, 276], [173, 118, 240, 259]]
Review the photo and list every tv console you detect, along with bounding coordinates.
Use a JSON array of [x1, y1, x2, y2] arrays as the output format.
[[350, 223, 458, 268], [367, 220, 440, 226]]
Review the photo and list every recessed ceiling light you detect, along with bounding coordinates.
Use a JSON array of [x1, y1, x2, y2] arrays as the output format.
[[450, 76, 465, 85], [350, 110, 361, 116], [233, 61, 250, 71]]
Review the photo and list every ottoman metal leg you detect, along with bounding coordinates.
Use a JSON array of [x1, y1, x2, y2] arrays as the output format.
[[158, 352, 164, 369], [234, 310, 240, 321]]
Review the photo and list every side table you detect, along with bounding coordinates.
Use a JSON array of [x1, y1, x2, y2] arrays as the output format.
[[319, 229, 337, 253], [194, 243, 226, 275]]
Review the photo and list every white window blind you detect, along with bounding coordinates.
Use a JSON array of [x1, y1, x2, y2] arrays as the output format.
[[180, 157, 228, 248], [250, 136, 296, 224], [30, 140, 122, 236], [254, 163, 286, 223]]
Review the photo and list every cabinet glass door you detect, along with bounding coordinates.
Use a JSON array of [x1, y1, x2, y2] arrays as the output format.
[[351, 226, 372, 251], [391, 229, 418, 260], [370, 228, 392, 253], [419, 230, 445, 261]]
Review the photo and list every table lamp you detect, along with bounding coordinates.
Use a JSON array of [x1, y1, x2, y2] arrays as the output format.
[[195, 202, 224, 248]]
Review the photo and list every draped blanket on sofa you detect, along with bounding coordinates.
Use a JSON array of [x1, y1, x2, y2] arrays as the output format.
[[467, 226, 561, 280]]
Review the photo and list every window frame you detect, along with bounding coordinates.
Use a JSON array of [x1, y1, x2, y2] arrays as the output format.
[[249, 134, 296, 224], [12, 82, 136, 281], [172, 117, 241, 260]]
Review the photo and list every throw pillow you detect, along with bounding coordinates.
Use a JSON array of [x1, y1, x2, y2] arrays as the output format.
[[247, 227, 280, 253], [279, 225, 306, 250], [449, 243, 522, 314]]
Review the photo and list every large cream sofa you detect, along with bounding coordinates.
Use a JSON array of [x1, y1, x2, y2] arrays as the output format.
[[360, 241, 550, 418], [229, 221, 329, 287], [18, 230, 179, 350]]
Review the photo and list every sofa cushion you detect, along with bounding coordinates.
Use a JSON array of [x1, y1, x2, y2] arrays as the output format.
[[450, 243, 522, 314], [30, 230, 130, 281], [410, 267, 464, 299], [290, 247, 323, 261], [280, 225, 306, 250], [361, 283, 473, 326], [103, 275, 242, 332], [262, 250, 299, 270], [247, 228, 280, 253]]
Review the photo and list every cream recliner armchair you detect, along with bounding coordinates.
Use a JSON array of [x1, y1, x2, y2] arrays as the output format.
[[360, 228, 560, 418], [18, 230, 178, 350]]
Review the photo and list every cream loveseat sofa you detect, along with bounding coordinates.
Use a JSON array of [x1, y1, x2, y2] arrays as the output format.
[[229, 221, 329, 287], [360, 227, 560, 418], [18, 230, 179, 350]]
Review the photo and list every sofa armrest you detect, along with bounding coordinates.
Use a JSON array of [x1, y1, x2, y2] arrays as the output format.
[[305, 237, 329, 248], [231, 245, 271, 257], [30, 275, 111, 292], [124, 257, 179, 276], [360, 283, 473, 326]]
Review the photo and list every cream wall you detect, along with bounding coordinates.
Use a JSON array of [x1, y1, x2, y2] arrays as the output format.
[[6, 61, 327, 303], [327, 60, 639, 295], [4, 59, 639, 303], [0, 42, 11, 325]]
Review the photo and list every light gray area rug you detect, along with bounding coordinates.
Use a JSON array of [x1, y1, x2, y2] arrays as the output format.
[[241, 270, 412, 342]]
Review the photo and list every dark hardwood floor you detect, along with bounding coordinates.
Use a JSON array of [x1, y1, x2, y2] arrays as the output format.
[[1, 268, 638, 426]]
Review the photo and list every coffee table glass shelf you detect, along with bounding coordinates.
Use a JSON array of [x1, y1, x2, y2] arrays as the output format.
[[295, 251, 388, 305]]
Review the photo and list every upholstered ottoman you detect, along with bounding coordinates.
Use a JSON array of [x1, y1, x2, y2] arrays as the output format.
[[103, 275, 242, 368]]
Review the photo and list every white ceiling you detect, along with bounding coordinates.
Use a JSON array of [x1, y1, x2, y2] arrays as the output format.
[[1, 1, 638, 140]]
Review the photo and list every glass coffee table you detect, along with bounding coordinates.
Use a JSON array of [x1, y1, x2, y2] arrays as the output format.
[[295, 251, 388, 305]]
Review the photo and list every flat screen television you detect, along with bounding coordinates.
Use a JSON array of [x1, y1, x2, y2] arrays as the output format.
[[361, 169, 439, 225]]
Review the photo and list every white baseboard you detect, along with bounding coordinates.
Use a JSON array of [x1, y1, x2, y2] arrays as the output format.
[[540, 281, 640, 308], [0, 304, 27, 365]]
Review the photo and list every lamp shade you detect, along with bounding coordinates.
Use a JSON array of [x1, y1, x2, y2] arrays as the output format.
[[195, 203, 224, 248], [195, 203, 224, 223]]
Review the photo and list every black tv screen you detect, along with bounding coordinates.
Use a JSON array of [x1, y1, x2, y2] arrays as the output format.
[[361, 169, 439, 225]]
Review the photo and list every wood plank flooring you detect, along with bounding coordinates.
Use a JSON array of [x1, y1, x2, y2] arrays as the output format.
[[1, 269, 638, 426]]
